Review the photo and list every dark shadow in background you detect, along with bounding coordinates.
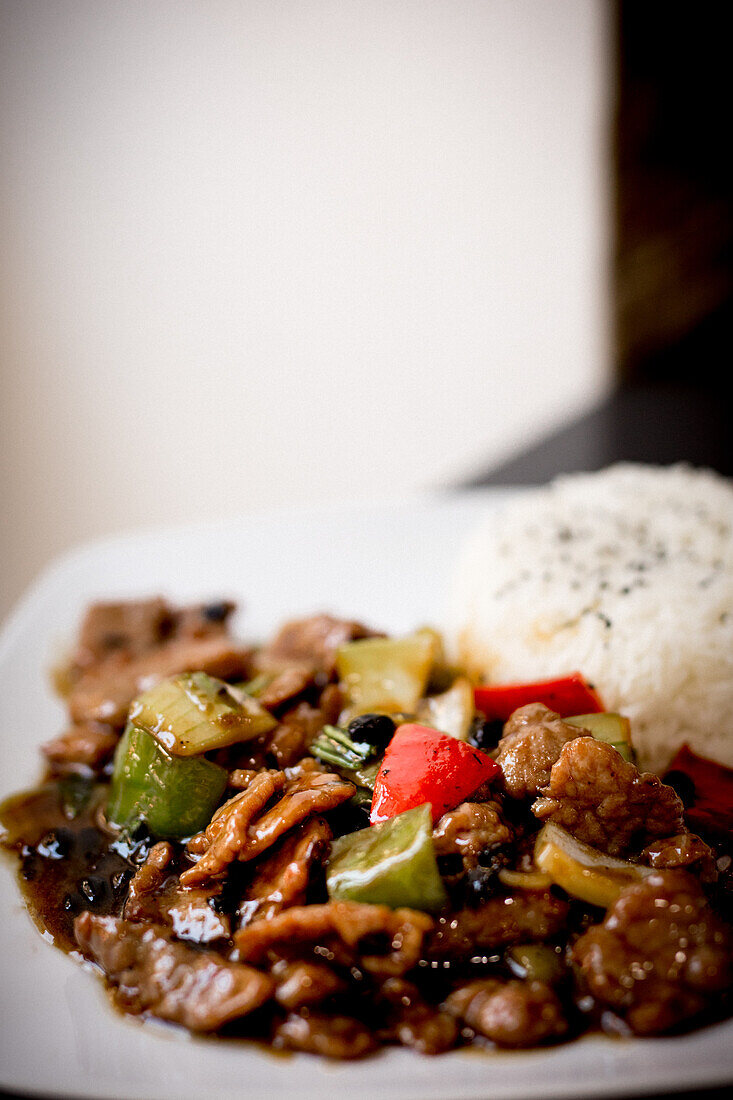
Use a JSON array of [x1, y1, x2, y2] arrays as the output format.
[[470, 0, 732, 488]]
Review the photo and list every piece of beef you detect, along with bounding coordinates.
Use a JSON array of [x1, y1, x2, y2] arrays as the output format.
[[533, 738, 686, 857], [266, 686, 343, 767], [124, 842, 230, 943], [74, 912, 272, 1032], [494, 704, 581, 799], [163, 888, 231, 944], [68, 598, 236, 677], [433, 801, 513, 868], [234, 901, 433, 978], [69, 599, 173, 673], [428, 890, 569, 958], [273, 1011, 377, 1059], [238, 817, 331, 925], [174, 601, 237, 638], [42, 722, 119, 771], [257, 666, 315, 711], [256, 613, 378, 676], [444, 978, 567, 1047], [68, 635, 254, 727], [573, 871, 733, 1035], [182, 771, 285, 883], [228, 768, 261, 789], [216, 768, 351, 863], [272, 959, 346, 1010], [124, 842, 175, 917], [641, 832, 718, 883], [377, 978, 459, 1054], [182, 769, 352, 887]]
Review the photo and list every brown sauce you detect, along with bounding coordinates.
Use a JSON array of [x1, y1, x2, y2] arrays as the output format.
[[1, 779, 139, 952]]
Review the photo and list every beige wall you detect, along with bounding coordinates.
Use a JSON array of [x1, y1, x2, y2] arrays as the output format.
[[0, 1, 612, 621]]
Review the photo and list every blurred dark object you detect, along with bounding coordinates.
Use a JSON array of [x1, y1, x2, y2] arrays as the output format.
[[614, 0, 732, 383], [467, 380, 733, 486]]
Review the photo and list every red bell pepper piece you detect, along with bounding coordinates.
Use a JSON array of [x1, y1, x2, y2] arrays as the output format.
[[370, 723, 500, 825], [665, 744, 733, 835], [473, 673, 604, 721]]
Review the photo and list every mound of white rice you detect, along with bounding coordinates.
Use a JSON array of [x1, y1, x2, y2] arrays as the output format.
[[446, 464, 733, 773]]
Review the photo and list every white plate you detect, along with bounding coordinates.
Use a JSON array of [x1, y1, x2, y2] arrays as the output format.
[[1, 491, 732, 1099]]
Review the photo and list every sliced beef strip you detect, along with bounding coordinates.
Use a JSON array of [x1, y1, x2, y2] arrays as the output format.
[[444, 978, 567, 1047], [432, 801, 513, 868], [532, 737, 686, 857], [163, 887, 231, 944], [238, 817, 331, 926], [70, 599, 173, 673], [572, 870, 733, 1035], [42, 722, 119, 771], [124, 842, 230, 942], [213, 769, 350, 864], [68, 598, 235, 676], [266, 685, 343, 768], [67, 635, 254, 727], [273, 1011, 377, 1059], [428, 890, 569, 958], [127, 880, 231, 944], [181, 769, 352, 887], [376, 977, 459, 1054], [234, 901, 433, 978], [124, 842, 175, 917], [256, 613, 378, 676], [272, 959, 346, 1010], [228, 768, 261, 789], [74, 912, 273, 1032], [494, 704, 582, 799], [182, 771, 285, 882], [257, 665, 315, 711]]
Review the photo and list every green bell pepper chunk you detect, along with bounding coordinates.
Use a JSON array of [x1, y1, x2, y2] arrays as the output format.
[[326, 802, 447, 912], [107, 724, 228, 839]]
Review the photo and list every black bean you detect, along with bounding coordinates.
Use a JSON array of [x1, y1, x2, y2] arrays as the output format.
[[79, 876, 110, 907], [36, 828, 73, 860], [63, 892, 83, 915], [469, 719, 504, 754], [202, 601, 232, 623], [347, 713, 396, 750]]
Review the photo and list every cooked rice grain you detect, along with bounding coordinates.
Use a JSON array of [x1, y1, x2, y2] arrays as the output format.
[[446, 464, 733, 773]]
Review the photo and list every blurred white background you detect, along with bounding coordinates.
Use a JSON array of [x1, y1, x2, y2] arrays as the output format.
[[0, 0, 612, 622]]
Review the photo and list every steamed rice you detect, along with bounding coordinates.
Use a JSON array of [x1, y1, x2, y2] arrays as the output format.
[[446, 464, 733, 774]]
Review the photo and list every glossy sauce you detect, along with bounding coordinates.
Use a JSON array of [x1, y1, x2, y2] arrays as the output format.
[[0, 780, 139, 951]]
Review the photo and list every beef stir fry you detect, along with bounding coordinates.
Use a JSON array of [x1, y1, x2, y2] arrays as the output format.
[[2, 598, 732, 1059]]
